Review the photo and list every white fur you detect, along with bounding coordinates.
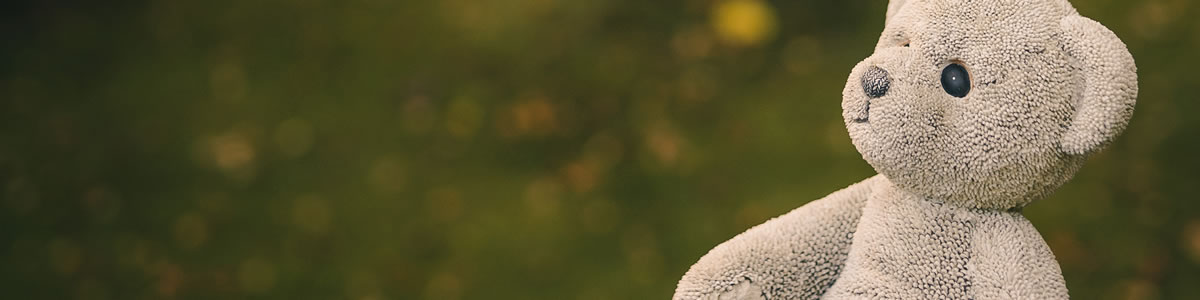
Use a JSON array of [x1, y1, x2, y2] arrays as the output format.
[[675, 0, 1136, 298]]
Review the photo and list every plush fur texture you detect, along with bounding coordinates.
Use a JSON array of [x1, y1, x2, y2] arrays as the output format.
[[674, 176, 881, 300], [675, 0, 1136, 299]]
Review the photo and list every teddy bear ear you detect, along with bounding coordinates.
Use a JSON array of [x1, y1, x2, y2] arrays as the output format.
[[1058, 15, 1138, 156], [886, 0, 908, 24]]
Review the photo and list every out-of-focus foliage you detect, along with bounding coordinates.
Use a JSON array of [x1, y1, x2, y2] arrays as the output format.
[[1, 0, 1198, 299]]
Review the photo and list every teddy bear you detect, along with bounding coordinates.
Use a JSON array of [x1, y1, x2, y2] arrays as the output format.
[[674, 0, 1137, 299]]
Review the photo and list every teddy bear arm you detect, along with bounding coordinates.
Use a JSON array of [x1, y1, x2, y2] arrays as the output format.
[[673, 175, 883, 300]]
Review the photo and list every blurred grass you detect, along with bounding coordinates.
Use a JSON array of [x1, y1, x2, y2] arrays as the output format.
[[1, 0, 1199, 299]]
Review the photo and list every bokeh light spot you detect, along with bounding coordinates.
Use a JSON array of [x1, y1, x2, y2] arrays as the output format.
[[125, 240, 152, 273], [505, 95, 558, 137], [424, 271, 462, 300], [1183, 219, 1200, 263], [173, 213, 209, 249], [1129, 1, 1173, 40], [734, 202, 770, 230], [562, 161, 599, 194], [1047, 231, 1089, 269], [439, 0, 558, 44], [83, 187, 121, 224], [212, 135, 254, 170], [643, 121, 684, 167], [712, 0, 778, 47], [524, 177, 563, 219], [671, 26, 714, 60], [237, 258, 276, 293], [1120, 279, 1160, 300], [156, 262, 184, 297], [208, 130, 257, 180], [368, 156, 407, 194], [427, 188, 464, 223], [48, 238, 83, 276], [292, 195, 332, 235]]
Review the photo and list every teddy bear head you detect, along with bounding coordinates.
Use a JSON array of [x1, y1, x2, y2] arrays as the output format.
[[841, 0, 1137, 210]]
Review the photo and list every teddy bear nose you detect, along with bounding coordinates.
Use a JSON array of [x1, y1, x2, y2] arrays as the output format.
[[861, 66, 891, 99]]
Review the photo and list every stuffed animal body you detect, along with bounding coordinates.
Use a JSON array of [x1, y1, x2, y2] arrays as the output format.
[[674, 0, 1137, 299]]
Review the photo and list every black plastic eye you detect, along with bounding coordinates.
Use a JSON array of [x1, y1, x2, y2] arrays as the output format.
[[941, 63, 971, 98]]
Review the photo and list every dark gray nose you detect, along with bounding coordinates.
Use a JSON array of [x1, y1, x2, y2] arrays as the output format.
[[861, 66, 890, 99]]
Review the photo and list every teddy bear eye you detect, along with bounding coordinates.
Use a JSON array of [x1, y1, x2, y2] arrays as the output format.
[[941, 63, 971, 98]]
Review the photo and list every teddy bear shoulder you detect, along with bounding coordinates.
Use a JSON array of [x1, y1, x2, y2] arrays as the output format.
[[673, 175, 886, 300]]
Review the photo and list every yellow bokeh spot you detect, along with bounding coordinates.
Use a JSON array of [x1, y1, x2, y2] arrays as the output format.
[[644, 121, 683, 166], [427, 188, 463, 223], [83, 187, 122, 224], [368, 156, 406, 194], [712, 0, 778, 47], [671, 26, 714, 60], [292, 195, 331, 235], [48, 238, 82, 276], [424, 271, 462, 300], [1121, 279, 1160, 300], [524, 177, 563, 219], [562, 161, 598, 193], [210, 132, 255, 171], [173, 213, 209, 249], [504, 95, 558, 137], [1184, 220, 1200, 263], [156, 262, 184, 297], [204, 127, 261, 183], [237, 258, 276, 293]]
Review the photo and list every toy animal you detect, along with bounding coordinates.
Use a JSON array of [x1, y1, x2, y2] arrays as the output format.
[[674, 0, 1137, 298]]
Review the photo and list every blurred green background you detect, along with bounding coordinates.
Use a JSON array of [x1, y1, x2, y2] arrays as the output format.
[[2, 0, 1198, 299]]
